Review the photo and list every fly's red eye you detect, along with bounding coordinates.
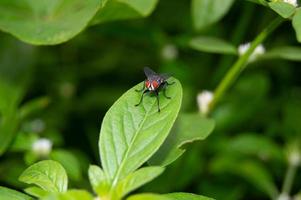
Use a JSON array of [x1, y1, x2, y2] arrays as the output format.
[[152, 81, 159, 89], [145, 81, 151, 88]]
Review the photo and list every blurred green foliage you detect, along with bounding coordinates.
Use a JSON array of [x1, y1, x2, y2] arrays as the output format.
[[1, 0, 301, 200]]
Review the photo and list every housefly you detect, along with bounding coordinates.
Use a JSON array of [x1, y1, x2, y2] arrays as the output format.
[[135, 67, 175, 112]]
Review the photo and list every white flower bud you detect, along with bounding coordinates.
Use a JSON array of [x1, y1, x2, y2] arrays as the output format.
[[161, 44, 178, 61], [289, 149, 301, 166], [238, 42, 265, 62], [197, 90, 214, 115], [32, 138, 52, 157], [277, 193, 290, 200], [283, 0, 298, 7]]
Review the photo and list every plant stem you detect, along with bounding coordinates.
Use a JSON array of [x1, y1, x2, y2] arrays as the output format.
[[209, 17, 284, 111], [281, 163, 298, 196]]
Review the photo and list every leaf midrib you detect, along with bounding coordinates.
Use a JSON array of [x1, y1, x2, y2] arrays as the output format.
[[110, 97, 157, 188]]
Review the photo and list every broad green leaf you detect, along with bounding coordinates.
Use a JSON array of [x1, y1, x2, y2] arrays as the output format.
[[189, 36, 237, 55], [50, 150, 82, 181], [24, 187, 48, 198], [0, 81, 23, 155], [220, 133, 283, 161], [99, 78, 182, 183], [19, 160, 68, 193], [246, 0, 268, 6], [293, 9, 301, 43], [19, 96, 50, 119], [268, 2, 296, 18], [165, 192, 215, 200], [261, 46, 301, 61], [88, 165, 110, 196], [127, 193, 172, 200], [0, 186, 33, 200], [42, 190, 93, 200], [192, 0, 235, 30], [210, 157, 278, 199], [149, 113, 215, 166], [92, 0, 158, 24], [116, 166, 164, 198], [0, 0, 102, 45]]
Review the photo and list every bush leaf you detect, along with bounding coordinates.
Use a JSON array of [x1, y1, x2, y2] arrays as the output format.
[[92, 0, 158, 24], [149, 113, 215, 166], [268, 2, 296, 18], [261, 46, 301, 61], [192, 0, 235, 30], [0, 186, 33, 200], [99, 78, 182, 184], [88, 165, 110, 196], [43, 190, 93, 200], [165, 193, 215, 200], [292, 9, 301, 43], [127, 193, 172, 200], [50, 150, 82, 181], [24, 187, 48, 198], [116, 166, 164, 198], [19, 160, 68, 193], [0, 0, 102, 45], [189, 36, 237, 55]]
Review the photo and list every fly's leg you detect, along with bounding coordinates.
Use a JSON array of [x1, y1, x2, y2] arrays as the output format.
[[135, 80, 146, 92], [162, 82, 171, 99], [155, 91, 160, 112], [135, 90, 149, 107]]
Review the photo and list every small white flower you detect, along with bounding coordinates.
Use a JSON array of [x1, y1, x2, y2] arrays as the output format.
[[197, 90, 214, 115], [32, 138, 53, 157], [238, 42, 265, 62], [161, 44, 178, 61], [277, 193, 290, 200], [283, 0, 298, 7], [94, 197, 100, 200], [289, 149, 301, 166]]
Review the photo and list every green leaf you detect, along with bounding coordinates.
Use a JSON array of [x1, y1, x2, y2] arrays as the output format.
[[210, 157, 278, 199], [220, 133, 284, 161], [261, 46, 301, 61], [127, 193, 214, 200], [192, 0, 235, 30], [127, 193, 172, 200], [246, 0, 268, 6], [19, 160, 68, 193], [165, 193, 215, 200], [19, 96, 50, 119], [0, 186, 33, 200], [0, 81, 23, 155], [24, 187, 48, 198], [116, 166, 164, 198], [0, 0, 102, 45], [99, 77, 182, 182], [268, 2, 296, 18], [88, 165, 110, 196], [293, 9, 301, 43], [42, 190, 93, 200], [189, 36, 237, 55], [50, 150, 82, 181], [149, 113, 215, 166], [92, 0, 158, 24]]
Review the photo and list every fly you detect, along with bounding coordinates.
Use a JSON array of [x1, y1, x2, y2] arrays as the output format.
[[135, 67, 175, 112]]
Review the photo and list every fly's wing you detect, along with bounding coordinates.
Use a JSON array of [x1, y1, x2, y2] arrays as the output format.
[[144, 67, 157, 78], [160, 73, 171, 80]]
